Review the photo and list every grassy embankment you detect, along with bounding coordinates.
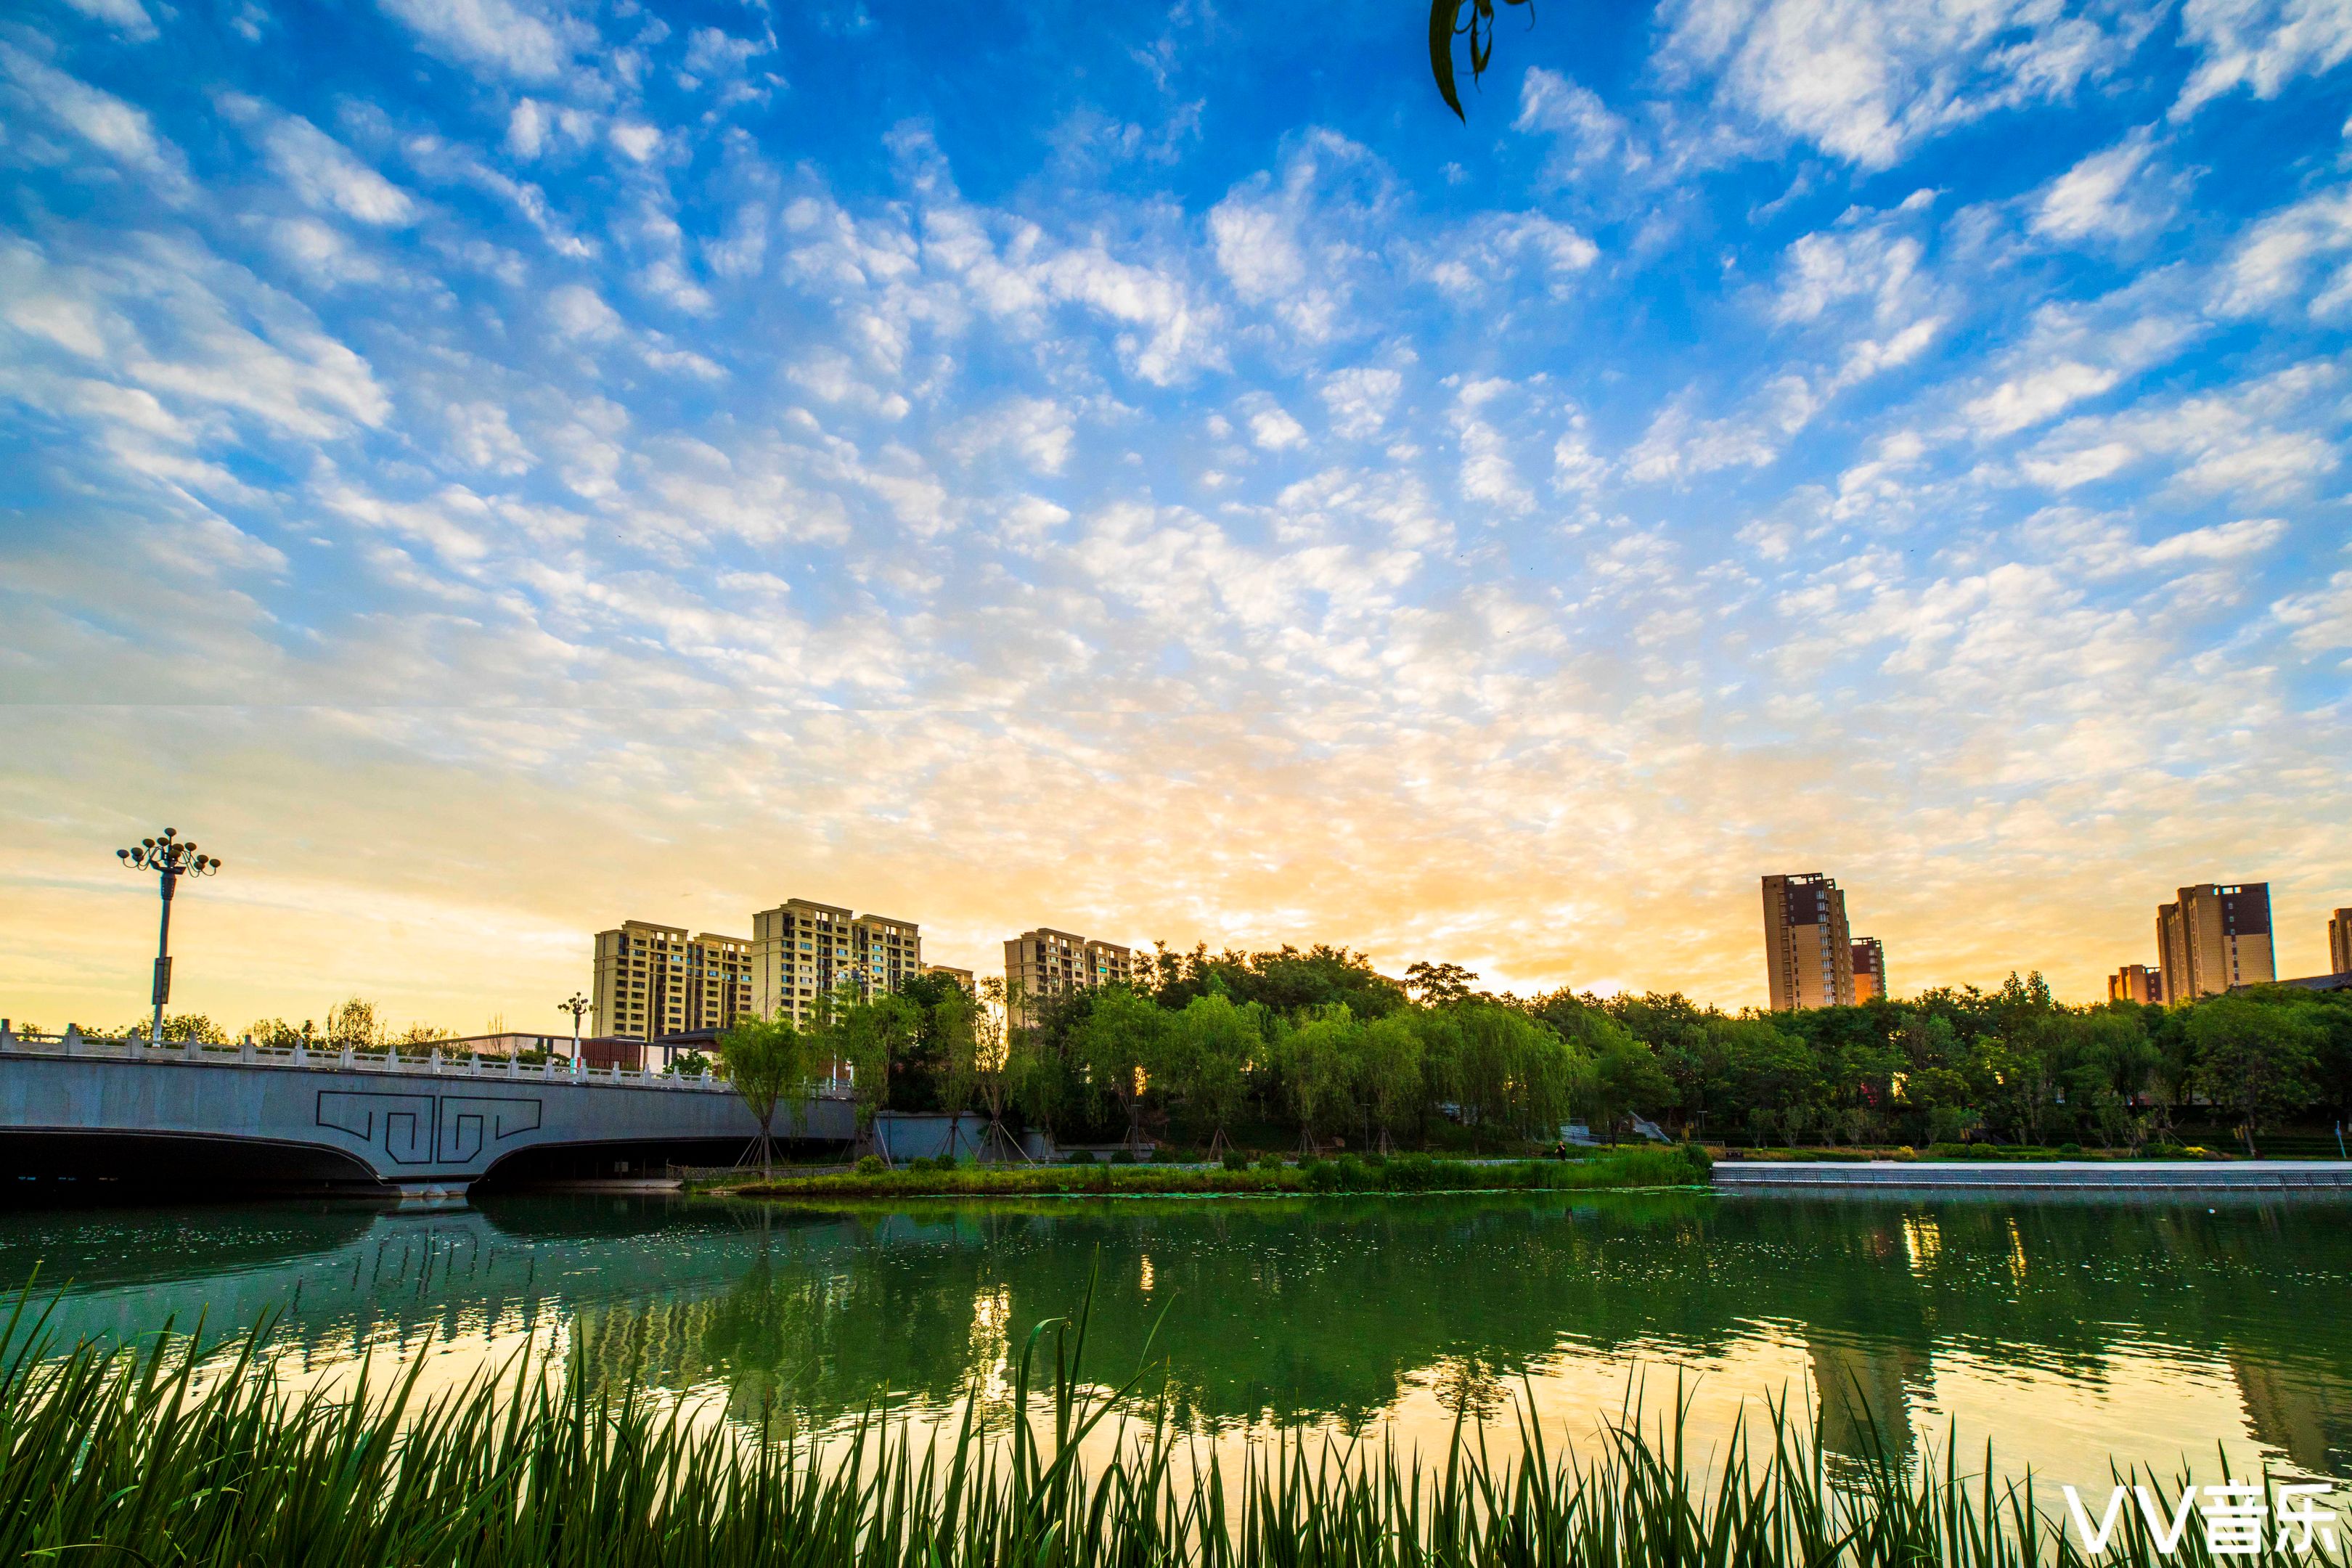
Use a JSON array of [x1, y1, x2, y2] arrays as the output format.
[[727, 1145, 1711, 1199], [0, 1286, 2303, 1567]]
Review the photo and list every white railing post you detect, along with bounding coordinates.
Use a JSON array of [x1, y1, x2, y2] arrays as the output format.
[[292, 1037, 307, 1066], [430, 1046, 444, 1074], [61, 1024, 80, 1058], [388, 1045, 401, 1074], [340, 1044, 354, 1069], [0, 1020, 12, 1053], [239, 1036, 256, 1063]]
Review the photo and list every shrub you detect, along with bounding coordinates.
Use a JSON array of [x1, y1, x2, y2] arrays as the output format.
[[2059, 1142, 2082, 1156], [1221, 1148, 1251, 1171], [1067, 1149, 1097, 1166], [1110, 1149, 1137, 1165], [854, 1154, 886, 1176], [1254, 1153, 1283, 1172], [1331, 1154, 1373, 1190]]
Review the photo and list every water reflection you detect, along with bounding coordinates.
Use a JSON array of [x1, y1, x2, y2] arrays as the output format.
[[1, 1191, 2345, 1480]]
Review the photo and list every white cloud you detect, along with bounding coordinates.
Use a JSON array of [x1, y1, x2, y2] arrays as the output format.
[[948, 396, 1075, 473], [1320, 367, 1402, 441], [2030, 127, 2179, 244], [2176, 0, 2352, 118], [1660, 0, 2139, 168], [60, 0, 160, 41], [2274, 568, 2352, 653], [1514, 68, 1646, 179], [0, 45, 190, 200], [609, 121, 663, 163], [2212, 184, 2352, 320], [1209, 131, 1386, 344], [376, 0, 579, 84], [2140, 516, 2287, 563], [226, 100, 420, 226], [1248, 401, 1307, 452], [548, 284, 623, 341]]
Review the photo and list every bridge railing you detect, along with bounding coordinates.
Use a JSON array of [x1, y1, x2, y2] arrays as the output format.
[[0, 1024, 864, 1095]]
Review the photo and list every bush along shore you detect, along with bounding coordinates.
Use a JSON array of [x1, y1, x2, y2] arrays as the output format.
[[727, 1145, 1712, 1200], [0, 1286, 2326, 1568]]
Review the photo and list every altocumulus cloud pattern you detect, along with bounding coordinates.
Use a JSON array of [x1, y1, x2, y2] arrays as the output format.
[[1, 0, 2348, 1027]]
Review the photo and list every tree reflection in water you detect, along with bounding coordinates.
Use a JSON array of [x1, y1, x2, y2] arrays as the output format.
[[3, 1191, 2348, 1477]]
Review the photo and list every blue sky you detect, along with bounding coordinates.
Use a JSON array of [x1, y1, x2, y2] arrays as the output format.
[[3, 0, 2349, 1032]]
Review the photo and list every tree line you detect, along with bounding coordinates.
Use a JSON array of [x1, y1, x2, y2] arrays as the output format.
[[719, 944, 2352, 1159]]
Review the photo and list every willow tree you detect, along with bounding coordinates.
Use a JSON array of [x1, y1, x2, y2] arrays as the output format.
[[719, 1014, 809, 1177], [1071, 987, 1169, 1153], [1284, 1005, 1363, 1155], [965, 978, 1031, 1162], [1175, 991, 1257, 1159]]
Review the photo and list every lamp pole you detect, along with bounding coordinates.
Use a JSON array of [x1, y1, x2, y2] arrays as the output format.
[[116, 828, 222, 1045], [560, 992, 592, 1061]]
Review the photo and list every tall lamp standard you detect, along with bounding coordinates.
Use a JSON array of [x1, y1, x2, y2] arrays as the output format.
[[115, 828, 222, 1045], [559, 992, 592, 1061]]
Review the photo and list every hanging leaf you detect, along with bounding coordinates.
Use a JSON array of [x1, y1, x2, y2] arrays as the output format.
[[1432, 0, 1543, 122], [1429, 0, 1466, 121]]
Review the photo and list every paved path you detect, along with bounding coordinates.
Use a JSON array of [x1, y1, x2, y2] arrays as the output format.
[[1714, 1159, 2352, 1191]]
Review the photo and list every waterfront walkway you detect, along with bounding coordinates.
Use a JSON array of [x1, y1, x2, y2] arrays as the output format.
[[1715, 1159, 2352, 1191]]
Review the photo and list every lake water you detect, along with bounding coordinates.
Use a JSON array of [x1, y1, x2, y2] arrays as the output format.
[[3, 1189, 2347, 1490]]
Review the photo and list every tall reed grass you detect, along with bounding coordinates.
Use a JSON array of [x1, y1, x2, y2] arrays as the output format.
[[0, 1281, 2328, 1567]]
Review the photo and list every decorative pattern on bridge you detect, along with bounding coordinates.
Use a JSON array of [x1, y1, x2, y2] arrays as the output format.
[[315, 1092, 544, 1167]]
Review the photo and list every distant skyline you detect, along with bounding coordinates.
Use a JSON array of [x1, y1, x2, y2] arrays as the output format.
[[3, 0, 2349, 1035]]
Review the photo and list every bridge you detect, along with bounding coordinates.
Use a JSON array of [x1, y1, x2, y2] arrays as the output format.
[[0, 1025, 854, 1199]]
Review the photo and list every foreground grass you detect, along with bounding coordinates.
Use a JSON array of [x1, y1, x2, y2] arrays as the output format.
[[0, 1283, 2316, 1568], [731, 1146, 1711, 1200]]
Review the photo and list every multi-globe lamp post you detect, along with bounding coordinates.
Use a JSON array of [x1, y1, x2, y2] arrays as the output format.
[[560, 992, 592, 1061], [115, 828, 221, 1045]]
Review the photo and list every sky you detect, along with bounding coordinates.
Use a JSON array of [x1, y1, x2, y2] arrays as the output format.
[[3, 0, 2350, 1037]]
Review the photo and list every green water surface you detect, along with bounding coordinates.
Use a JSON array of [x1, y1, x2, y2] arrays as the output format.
[[2, 1190, 2346, 1483]]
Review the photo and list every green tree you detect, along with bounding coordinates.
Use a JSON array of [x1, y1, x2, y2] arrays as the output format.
[[1172, 991, 1259, 1158], [718, 1013, 809, 1177], [1357, 1012, 1426, 1153], [832, 987, 922, 1161], [1283, 1005, 1364, 1153], [1581, 1034, 1675, 1145], [325, 997, 385, 1051], [1069, 987, 1169, 1151], [2189, 996, 2322, 1152]]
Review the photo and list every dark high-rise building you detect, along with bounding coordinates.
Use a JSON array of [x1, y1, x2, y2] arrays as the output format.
[[1850, 936, 1887, 1003], [2330, 909, 2352, 976], [1763, 873, 1855, 1010], [2157, 883, 2274, 1003]]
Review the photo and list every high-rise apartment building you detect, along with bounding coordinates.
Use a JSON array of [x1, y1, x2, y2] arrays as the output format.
[[2108, 963, 2164, 1005], [1004, 928, 1139, 1021], [2331, 910, 2352, 976], [1762, 873, 1855, 1010], [1850, 937, 1887, 1003], [749, 899, 923, 1026], [592, 921, 753, 1042], [2157, 883, 2274, 1003]]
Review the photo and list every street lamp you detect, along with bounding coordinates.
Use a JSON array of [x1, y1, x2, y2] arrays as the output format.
[[559, 992, 592, 1060], [115, 828, 221, 1045]]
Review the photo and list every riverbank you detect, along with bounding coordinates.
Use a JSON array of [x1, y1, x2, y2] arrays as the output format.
[[722, 1145, 1710, 1199]]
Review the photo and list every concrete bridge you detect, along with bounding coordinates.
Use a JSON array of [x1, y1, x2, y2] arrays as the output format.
[[0, 1026, 854, 1198]]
